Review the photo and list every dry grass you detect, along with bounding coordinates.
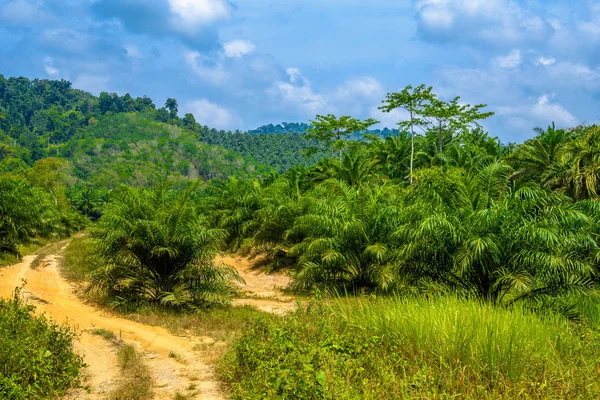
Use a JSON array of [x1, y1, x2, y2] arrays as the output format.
[[107, 344, 153, 400]]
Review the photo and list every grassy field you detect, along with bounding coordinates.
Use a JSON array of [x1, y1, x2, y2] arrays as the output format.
[[220, 297, 600, 399]]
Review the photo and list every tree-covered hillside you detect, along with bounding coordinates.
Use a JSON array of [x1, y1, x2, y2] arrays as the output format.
[[0, 75, 335, 174], [61, 113, 271, 188]]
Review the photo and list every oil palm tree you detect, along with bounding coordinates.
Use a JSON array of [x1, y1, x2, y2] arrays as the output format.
[[90, 182, 242, 310], [548, 125, 600, 200], [393, 162, 598, 305], [286, 182, 403, 293]]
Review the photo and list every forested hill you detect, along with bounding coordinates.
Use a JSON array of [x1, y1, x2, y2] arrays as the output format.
[[249, 122, 399, 138], [0, 74, 328, 177]]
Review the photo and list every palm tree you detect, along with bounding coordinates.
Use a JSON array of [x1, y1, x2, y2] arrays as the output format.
[[0, 177, 42, 257], [210, 177, 263, 251], [393, 162, 598, 305], [549, 125, 600, 200], [507, 122, 571, 185], [286, 182, 403, 293], [90, 182, 243, 310]]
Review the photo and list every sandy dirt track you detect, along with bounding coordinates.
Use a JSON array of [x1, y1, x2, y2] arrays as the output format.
[[0, 249, 223, 399], [217, 255, 298, 315]]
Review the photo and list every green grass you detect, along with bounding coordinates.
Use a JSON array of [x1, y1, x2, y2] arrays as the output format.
[[0, 238, 55, 267], [107, 344, 153, 400], [29, 240, 70, 270], [0, 289, 85, 399], [61, 235, 103, 282], [90, 328, 118, 341], [220, 296, 600, 399], [125, 305, 274, 344]]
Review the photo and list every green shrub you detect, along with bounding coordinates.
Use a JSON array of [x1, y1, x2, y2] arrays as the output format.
[[62, 235, 104, 281], [0, 289, 85, 399], [221, 296, 600, 399]]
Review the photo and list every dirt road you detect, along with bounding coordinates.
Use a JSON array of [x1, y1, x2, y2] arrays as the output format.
[[218, 255, 298, 315], [0, 250, 223, 399]]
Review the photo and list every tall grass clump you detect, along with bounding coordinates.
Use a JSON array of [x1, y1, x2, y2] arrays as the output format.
[[221, 296, 600, 399], [0, 289, 85, 399]]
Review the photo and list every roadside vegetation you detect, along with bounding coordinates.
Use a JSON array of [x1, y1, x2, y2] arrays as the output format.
[[221, 297, 600, 399], [0, 289, 85, 399]]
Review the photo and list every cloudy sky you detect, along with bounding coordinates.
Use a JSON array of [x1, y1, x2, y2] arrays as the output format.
[[1, 0, 599, 142]]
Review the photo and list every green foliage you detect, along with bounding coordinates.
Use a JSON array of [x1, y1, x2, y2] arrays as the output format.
[[0, 288, 84, 399], [221, 297, 600, 399], [287, 181, 403, 293], [395, 162, 599, 305], [305, 114, 379, 157], [61, 113, 271, 188], [90, 182, 243, 310], [62, 235, 105, 281], [0, 176, 84, 257]]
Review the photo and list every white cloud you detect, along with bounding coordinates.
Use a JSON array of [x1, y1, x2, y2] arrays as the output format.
[[335, 77, 384, 99], [223, 40, 255, 58], [531, 95, 576, 125], [498, 95, 577, 128], [186, 99, 237, 129], [168, 0, 230, 33], [494, 49, 521, 68], [537, 56, 555, 66], [124, 44, 142, 59], [43, 56, 59, 78], [184, 50, 227, 85], [0, 0, 50, 24], [415, 0, 551, 47], [420, 7, 454, 30], [548, 62, 600, 85], [269, 68, 327, 115]]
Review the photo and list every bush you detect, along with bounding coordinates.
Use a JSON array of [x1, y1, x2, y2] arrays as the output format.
[[221, 296, 600, 399], [0, 289, 85, 399]]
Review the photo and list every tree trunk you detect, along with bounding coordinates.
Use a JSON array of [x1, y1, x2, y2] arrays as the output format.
[[410, 110, 414, 184], [439, 120, 443, 153]]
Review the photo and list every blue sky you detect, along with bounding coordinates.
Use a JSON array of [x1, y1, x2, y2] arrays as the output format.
[[0, 0, 599, 142]]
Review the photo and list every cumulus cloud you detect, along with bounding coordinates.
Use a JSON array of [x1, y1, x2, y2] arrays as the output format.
[[335, 77, 384, 99], [415, 0, 552, 48], [269, 68, 328, 115], [43, 56, 59, 78], [92, 0, 228, 50], [184, 50, 228, 84], [223, 40, 255, 58], [0, 0, 52, 25], [168, 0, 230, 34], [537, 56, 556, 66], [498, 95, 577, 129], [124, 44, 142, 59], [185, 99, 238, 129], [494, 49, 522, 68]]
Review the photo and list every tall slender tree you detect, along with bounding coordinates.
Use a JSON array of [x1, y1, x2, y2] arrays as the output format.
[[421, 97, 494, 154], [379, 85, 433, 183], [305, 114, 378, 165]]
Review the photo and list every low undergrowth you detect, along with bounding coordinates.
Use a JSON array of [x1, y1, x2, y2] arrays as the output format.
[[0, 238, 54, 267], [108, 343, 153, 400], [125, 305, 274, 344], [0, 289, 85, 400], [220, 296, 600, 399]]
